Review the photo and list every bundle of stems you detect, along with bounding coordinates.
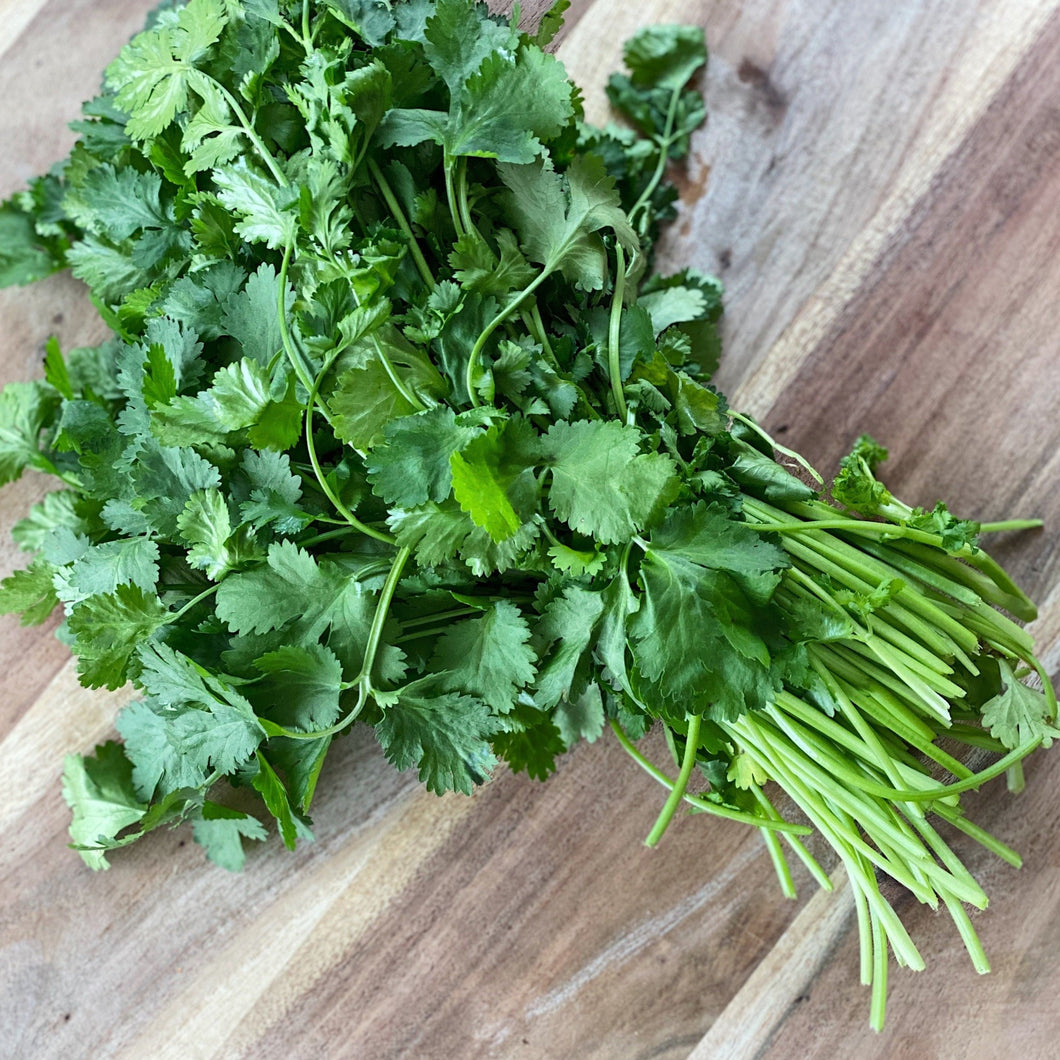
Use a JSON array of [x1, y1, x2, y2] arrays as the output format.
[[616, 469, 1051, 1029]]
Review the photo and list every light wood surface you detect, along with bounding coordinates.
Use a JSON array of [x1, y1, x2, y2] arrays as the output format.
[[2, 2, 1059, 1058]]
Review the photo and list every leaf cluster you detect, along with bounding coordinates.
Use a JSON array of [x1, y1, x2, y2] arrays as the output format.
[[0, 1, 1045, 886]]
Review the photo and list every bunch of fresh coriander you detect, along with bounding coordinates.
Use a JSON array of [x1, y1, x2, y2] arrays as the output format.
[[0, 0, 1054, 1028]]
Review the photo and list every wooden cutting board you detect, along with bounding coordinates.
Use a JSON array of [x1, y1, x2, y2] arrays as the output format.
[[2, 2, 1059, 1057]]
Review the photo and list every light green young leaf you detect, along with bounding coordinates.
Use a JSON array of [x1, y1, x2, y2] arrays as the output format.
[[0, 381, 59, 485], [500, 153, 639, 290], [62, 742, 147, 870], [0, 558, 59, 625], [191, 802, 268, 871], [982, 661, 1060, 750]]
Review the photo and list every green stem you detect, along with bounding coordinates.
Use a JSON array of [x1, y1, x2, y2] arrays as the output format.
[[869, 912, 888, 1031], [529, 302, 557, 365], [760, 822, 797, 899], [979, 518, 1043, 533], [265, 546, 411, 741], [455, 157, 479, 242], [170, 583, 219, 621], [357, 544, 411, 687], [277, 245, 395, 546], [400, 606, 481, 630], [628, 81, 683, 232], [850, 872, 873, 985], [277, 245, 322, 409], [645, 714, 702, 846], [343, 276, 426, 412], [750, 782, 832, 891], [466, 270, 550, 407], [944, 895, 991, 974], [932, 803, 1023, 867], [608, 242, 629, 419], [731, 413, 824, 484], [609, 720, 810, 834], [444, 155, 466, 240], [302, 404, 394, 545], [296, 526, 358, 549], [212, 80, 288, 187], [367, 157, 435, 289], [736, 717, 925, 969]]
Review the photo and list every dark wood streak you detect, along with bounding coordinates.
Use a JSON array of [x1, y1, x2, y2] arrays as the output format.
[[760, 10, 1060, 599]]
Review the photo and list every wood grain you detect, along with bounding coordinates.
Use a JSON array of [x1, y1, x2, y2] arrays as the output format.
[[1, 2, 1058, 1059]]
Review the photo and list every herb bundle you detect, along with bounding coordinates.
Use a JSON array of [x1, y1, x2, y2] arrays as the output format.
[[0, 0, 1054, 1027]]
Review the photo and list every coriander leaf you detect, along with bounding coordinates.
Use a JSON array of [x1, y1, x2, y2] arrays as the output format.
[[105, 0, 229, 140], [116, 693, 263, 800], [215, 539, 322, 635], [490, 700, 564, 780], [544, 419, 679, 544], [323, 0, 396, 48], [212, 159, 298, 249], [596, 566, 640, 694], [622, 24, 707, 91], [375, 679, 500, 795], [430, 600, 537, 711], [907, 502, 980, 552], [631, 506, 784, 719], [191, 802, 268, 871], [65, 165, 172, 242], [450, 417, 541, 542], [67, 584, 170, 690], [220, 262, 294, 365], [56, 536, 160, 606], [449, 229, 537, 296], [178, 488, 261, 580], [553, 680, 605, 749], [0, 558, 59, 626], [366, 406, 483, 507], [982, 661, 1060, 750], [62, 742, 147, 870], [252, 643, 344, 731], [0, 202, 63, 286], [422, 0, 517, 93], [0, 381, 59, 485], [388, 499, 472, 567], [267, 734, 332, 814], [533, 585, 606, 709], [532, 0, 571, 48], [500, 152, 639, 291], [446, 48, 574, 163], [252, 751, 311, 850], [132, 440, 223, 538], [328, 360, 418, 450], [831, 434, 891, 513]]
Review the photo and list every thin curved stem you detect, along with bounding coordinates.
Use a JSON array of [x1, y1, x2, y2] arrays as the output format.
[[265, 546, 411, 741], [610, 720, 811, 834], [170, 583, 219, 621], [628, 81, 683, 232], [608, 242, 629, 419], [444, 155, 466, 240], [367, 157, 436, 288], [211, 80, 288, 187], [645, 713, 703, 846], [302, 404, 394, 545], [466, 270, 550, 406]]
